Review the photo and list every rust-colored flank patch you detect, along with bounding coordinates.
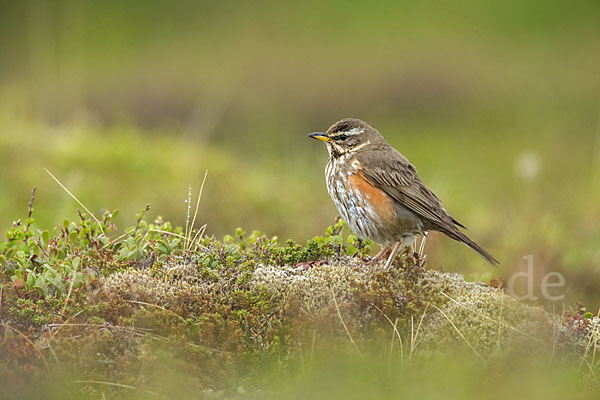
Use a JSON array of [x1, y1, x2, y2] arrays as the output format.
[[347, 170, 396, 221]]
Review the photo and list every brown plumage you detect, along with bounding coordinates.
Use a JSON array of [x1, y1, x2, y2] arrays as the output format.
[[308, 118, 499, 267]]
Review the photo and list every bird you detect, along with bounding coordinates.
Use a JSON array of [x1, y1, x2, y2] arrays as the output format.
[[308, 118, 499, 269]]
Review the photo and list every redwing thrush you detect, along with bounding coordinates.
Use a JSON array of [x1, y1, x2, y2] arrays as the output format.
[[308, 118, 499, 268]]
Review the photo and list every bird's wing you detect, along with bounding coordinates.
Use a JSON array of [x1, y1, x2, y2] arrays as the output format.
[[357, 149, 461, 231], [357, 147, 499, 266]]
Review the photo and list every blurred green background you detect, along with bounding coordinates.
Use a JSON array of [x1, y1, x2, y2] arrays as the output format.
[[0, 0, 599, 307]]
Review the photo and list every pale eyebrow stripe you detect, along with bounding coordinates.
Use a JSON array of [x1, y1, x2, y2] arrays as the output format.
[[345, 127, 365, 136]]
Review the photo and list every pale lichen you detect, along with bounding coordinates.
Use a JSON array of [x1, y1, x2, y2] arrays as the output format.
[[101, 256, 574, 357]]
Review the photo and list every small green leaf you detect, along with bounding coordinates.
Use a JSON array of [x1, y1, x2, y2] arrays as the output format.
[[41, 230, 50, 246]]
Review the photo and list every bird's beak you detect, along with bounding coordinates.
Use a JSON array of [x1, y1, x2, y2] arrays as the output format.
[[308, 132, 331, 142]]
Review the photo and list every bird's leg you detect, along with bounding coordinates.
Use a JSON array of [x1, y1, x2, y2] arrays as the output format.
[[383, 241, 402, 270], [408, 234, 427, 268], [418, 233, 428, 257], [370, 245, 390, 264]]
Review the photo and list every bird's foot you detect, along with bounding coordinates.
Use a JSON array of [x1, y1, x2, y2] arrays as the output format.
[[400, 246, 427, 270], [413, 251, 427, 269], [382, 242, 402, 270], [368, 245, 390, 265]]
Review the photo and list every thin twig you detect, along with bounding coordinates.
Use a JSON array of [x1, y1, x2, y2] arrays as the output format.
[[1, 322, 51, 373], [187, 170, 208, 253], [73, 381, 162, 397], [44, 168, 104, 236], [125, 300, 187, 323], [373, 304, 404, 361], [430, 303, 485, 361], [102, 230, 130, 249], [330, 287, 362, 357], [408, 302, 430, 362], [47, 309, 85, 341], [440, 291, 542, 341], [25, 187, 36, 234], [148, 229, 187, 240], [409, 315, 414, 363], [60, 259, 81, 318], [184, 186, 192, 246], [187, 224, 207, 255], [587, 334, 598, 388], [389, 317, 399, 366]]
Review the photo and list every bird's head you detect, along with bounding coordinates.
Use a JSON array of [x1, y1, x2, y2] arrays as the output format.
[[308, 118, 384, 157]]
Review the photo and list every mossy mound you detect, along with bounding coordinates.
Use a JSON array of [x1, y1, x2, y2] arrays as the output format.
[[1, 212, 598, 398], [100, 255, 566, 361]]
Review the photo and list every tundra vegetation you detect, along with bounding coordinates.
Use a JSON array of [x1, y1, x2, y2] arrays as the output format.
[[0, 193, 598, 399]]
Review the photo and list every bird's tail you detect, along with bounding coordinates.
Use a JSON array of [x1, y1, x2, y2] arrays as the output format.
[[444, 227, 499, 266]]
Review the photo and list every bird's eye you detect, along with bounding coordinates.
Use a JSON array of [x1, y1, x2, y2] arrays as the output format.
[[337, 134, 347, 141]]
